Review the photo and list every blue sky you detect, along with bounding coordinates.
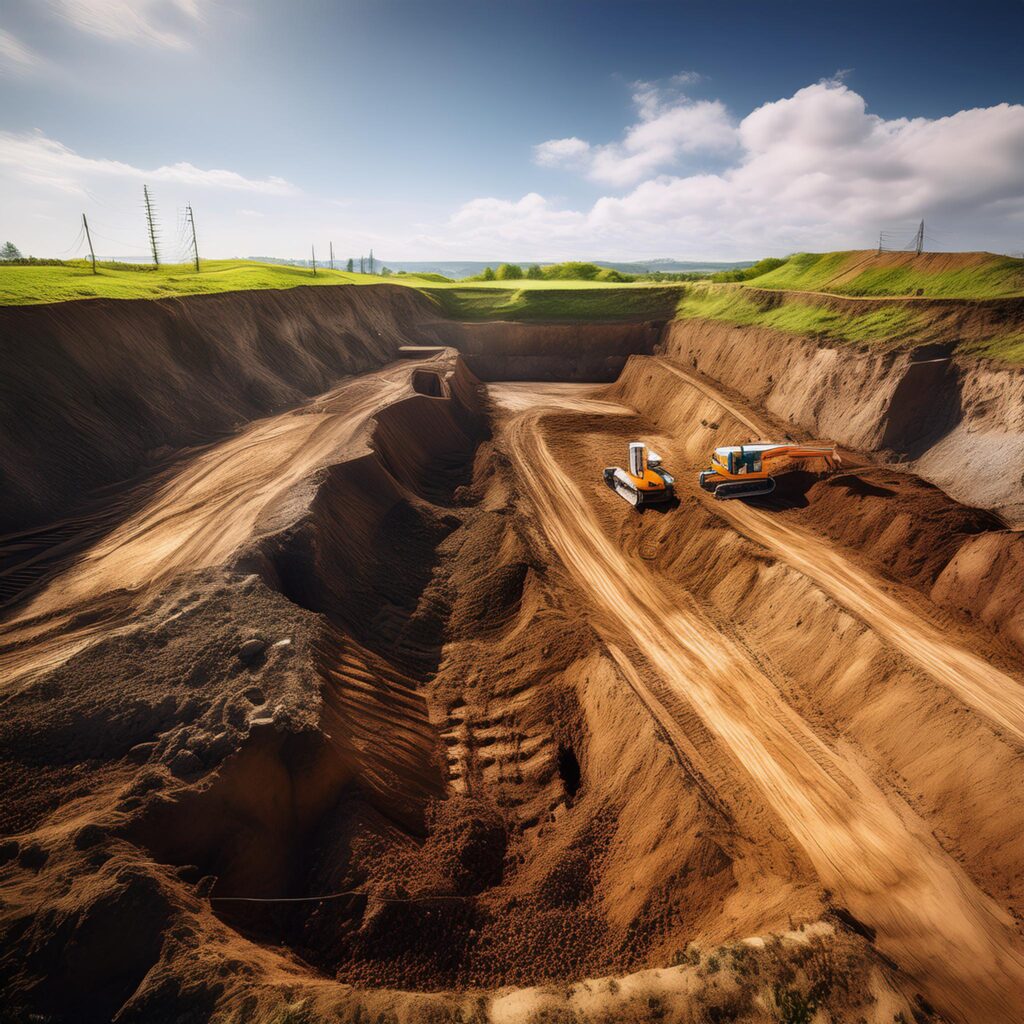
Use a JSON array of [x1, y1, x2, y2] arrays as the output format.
[[2, 0, 1023, 261]]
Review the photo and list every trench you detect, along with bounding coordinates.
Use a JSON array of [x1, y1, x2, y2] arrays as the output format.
[[128, 360, 508, 981], [125, 342, 1023, 1006], [7, 292, 1024, 1021]]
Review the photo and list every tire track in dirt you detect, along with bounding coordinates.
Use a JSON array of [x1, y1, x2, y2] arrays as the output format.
[[653, 357, 1024, 746], [496, 382, 1024, 1023]]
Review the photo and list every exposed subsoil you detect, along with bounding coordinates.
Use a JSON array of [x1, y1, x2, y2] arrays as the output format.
[[2, 290, 1024, 1024]]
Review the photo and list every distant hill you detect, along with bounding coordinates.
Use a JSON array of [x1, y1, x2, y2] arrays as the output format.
[[751, 250, 1024, 298], [247, 257, 756, 279]]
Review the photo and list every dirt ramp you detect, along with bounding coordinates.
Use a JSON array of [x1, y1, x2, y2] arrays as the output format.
[[0, 285, 445, 533]]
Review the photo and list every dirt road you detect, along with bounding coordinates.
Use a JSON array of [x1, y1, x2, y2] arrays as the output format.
[[495, 380, 1024, 1023], [651, 358, 1024, 744]]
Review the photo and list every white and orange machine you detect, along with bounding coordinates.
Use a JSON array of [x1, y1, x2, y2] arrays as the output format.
[[698, 442, 840, 500], [603, 442, 675, 508]]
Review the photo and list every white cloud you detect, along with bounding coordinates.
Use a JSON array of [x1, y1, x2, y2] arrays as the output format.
[[0, 131, 297, 196], [533, 136, 591, 169], [449, 193, 586, 246], [456, 80, 1024, 258], [50, 0, 203, 49], [535, 76, 738, 187], [5, 81, 1023, 261], [0, 28, 44, 75]]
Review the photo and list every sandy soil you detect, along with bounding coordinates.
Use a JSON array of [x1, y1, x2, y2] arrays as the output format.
[[2, 321, 1023, 1023], [497, 374, 1024, 1022]]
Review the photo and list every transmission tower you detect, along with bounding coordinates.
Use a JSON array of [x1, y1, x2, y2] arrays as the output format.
[[82, 213, 97, 274], [914, 219, 925, 256], [369, 248, 375, 275], [329, 241, 335, 271], [143, 185, 161, 266], [186, 204, 200, 272], [311, 245, 317, 276]]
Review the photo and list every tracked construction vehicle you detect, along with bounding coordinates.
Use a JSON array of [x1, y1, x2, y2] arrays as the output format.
[[604, 442, 675, 508], [699, 443, 840, 500]]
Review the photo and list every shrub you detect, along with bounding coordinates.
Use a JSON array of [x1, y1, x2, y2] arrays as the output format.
[[543, 261, 602, 280]]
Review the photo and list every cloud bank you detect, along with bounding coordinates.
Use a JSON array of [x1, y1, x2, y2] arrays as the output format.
[[2, 77, 1022, 260], [0, 131, 297, 196], [471, 78, 1024, 258]]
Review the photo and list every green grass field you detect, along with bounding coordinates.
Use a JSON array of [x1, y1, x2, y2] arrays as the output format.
[[750, 250, 1024, 298], [419, 283, 683, 321], [674, 286, 925, 344], [4, 253, 1022, 361], [0, 258, 688, 322], [0, 259, 410, 305]]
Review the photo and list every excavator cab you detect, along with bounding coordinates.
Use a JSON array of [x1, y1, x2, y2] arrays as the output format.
[[729, 450, 763, 475]]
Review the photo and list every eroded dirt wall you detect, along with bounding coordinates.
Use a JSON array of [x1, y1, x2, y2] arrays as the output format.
[[421, 320, 662, 381], [660, 317, 1024, 523], [0, 288, 662, 535], [0, 285, 444, 533]]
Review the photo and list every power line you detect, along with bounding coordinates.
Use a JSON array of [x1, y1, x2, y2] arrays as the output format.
[[875, 221, 932, 255], [57, 223, 86, 257]]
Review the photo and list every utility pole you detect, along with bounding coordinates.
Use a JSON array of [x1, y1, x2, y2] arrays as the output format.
[[143, 184, 160, 266], [311, 245, 317, 276], [369, 248, 375, 275], [914, 219, 924, 256], [186, 204, 200, 272], [82, 213, 97, 274], [329, 241, 335, 271]]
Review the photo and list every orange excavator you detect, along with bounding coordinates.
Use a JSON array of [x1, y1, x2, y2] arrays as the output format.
[[604, 442, 675, 508], [699, 442, 840, 500]]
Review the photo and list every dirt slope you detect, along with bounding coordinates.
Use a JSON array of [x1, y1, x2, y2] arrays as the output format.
[[3, 284, 1024, 1023], [661, 316, 1024, 524], [504, 369, 1024, 1020]]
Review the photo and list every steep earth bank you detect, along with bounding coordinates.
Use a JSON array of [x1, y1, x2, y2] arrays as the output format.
[[660, 315, 1024, 524], [3, 284, 1024, 1023], [0, 288, 661, 537]]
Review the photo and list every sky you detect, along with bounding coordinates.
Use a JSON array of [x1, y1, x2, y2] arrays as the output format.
[[1, 0, 1023, 262]]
